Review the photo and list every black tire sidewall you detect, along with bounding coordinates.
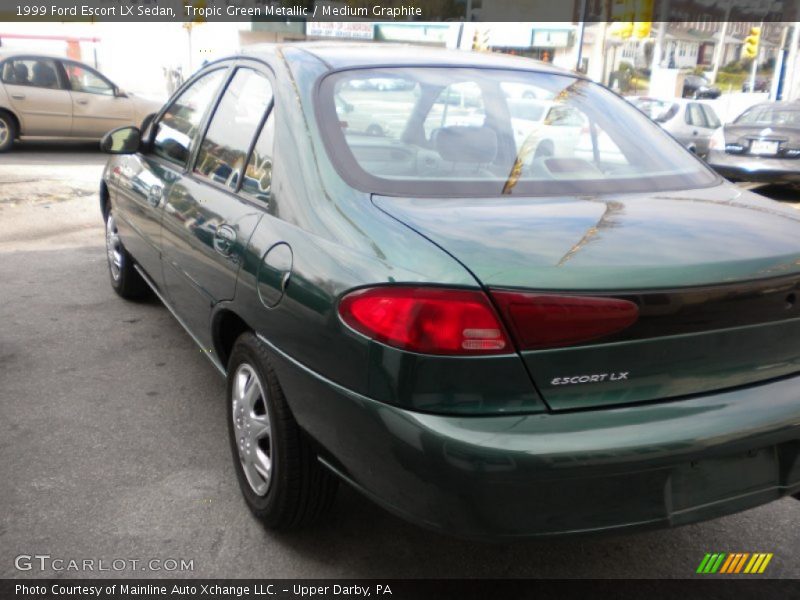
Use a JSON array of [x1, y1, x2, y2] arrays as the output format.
[[106, 209, 130, 292], [105, 208, 149, 299]]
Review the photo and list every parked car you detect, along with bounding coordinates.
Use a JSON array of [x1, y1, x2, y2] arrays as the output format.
[[100, 44, 800, 540], [628, 97, 722, 158], [682, 74, 721, 99], [0, 50, 160, 152], [707, 100, 800, 186], [742, 76, 771, 93], [507, 98, 584, 159]]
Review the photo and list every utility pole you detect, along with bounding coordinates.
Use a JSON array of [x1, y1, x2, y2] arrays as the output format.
[[651, 21, 666, 71], [749, 22, 763, 94], [575, 0, 587, 72], [650, 0, 670, 74], [785, 23, 800, 101], [709, 20, 730, 83], [771, 25, 789, 100]]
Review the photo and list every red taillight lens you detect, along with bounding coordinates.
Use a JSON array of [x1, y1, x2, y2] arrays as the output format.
[[490, 291, 639, 350], [338, 286, 510, 355]]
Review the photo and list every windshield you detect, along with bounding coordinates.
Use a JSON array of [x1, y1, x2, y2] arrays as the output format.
[[735, 104, 800, 127], [317, 68, 717, 197]]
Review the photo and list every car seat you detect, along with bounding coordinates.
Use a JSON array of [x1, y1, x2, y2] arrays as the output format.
[[31, 62, 58, 88], [12, 63, 30, 85]]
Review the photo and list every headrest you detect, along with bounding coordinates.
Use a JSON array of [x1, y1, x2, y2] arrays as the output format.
[[434, 126, 498, 164], [13, 63, 29, 81], [32, 62, 56, 86]]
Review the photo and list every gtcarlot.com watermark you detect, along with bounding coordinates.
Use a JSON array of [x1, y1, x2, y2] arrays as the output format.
[[14, 554, 194, 573]]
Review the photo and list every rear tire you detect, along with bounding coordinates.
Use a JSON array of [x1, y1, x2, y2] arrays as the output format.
[[0, 111, 16, 153], [226, 332, 338, 529], [105, 208, 150, 300]]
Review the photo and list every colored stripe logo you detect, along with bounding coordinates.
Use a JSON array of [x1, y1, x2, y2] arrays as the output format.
[[696, 553, 773, 574]]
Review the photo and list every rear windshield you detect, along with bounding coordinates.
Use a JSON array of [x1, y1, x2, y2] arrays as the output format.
[[735, 104, 800, 127], [317, 68, 717, 197]]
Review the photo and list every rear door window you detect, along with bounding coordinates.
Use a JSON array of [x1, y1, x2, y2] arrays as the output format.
[[241, 111, 276, 203], [152, 69, 226, 166], [686, 103, 708, 128], [1, 58, 61, 89], [193, 68, 273, 189]]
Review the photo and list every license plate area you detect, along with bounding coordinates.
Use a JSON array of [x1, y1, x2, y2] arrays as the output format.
[[670, 447, 778, 512], [750, 140, 779, 155]]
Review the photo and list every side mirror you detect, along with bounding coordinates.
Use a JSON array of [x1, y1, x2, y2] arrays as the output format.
[[114, 87, 128, 98], [100, 126, 141, 154]]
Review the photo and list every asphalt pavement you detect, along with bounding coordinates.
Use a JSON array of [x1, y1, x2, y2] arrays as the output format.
[[1, 140, 799, 579]]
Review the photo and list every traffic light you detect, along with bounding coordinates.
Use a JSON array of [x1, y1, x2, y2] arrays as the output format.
[[633, 22, 652, 39], [609, 21, 634, 39], [471, 28, 490, 52], [633, 0, 653, 39], [609, 0, 652, 40], [743, 26, 761, 59]]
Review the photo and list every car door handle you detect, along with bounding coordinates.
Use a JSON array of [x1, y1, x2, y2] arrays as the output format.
[[75, 99, 89, 105], [147, 184, 163, 208], [213, 225, 237, 256], [11, 94, 25, 100]]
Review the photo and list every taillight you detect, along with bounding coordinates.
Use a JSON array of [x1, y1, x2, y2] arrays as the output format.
[[490, 291, 638, 350], [338, 286, 510, 355]]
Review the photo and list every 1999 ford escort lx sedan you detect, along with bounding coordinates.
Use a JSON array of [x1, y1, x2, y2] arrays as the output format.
[[99, 43, 800, 539]]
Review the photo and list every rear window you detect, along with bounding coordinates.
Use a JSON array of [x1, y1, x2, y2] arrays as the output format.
[[735, 105, 800, 127], [630, 98, 678, 123], [318, 68, 717, 197]]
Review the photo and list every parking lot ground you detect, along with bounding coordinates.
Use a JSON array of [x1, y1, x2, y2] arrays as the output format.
[[1, 142, 799, 579]]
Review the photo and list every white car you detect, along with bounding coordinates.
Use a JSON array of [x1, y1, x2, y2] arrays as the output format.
[[0, 51, 161, 152], [508, 99, 585, 159]]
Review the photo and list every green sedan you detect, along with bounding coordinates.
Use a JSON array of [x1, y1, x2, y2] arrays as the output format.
[[99, 43, 800, 539]]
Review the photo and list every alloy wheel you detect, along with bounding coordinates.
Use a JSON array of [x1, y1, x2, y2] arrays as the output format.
[[105, 213, 123, 281], [232, 363, 273, 496]]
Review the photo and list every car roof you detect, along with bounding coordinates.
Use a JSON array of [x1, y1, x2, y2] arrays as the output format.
[[242, 42, 576, 77], [741, 100, 800, 110], [0, 49, 64, 60], [0, 50, 92, 66]]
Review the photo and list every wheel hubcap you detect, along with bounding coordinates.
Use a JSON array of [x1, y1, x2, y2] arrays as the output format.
[[232, 363, 272, 496], [0, 119, 9, 146], [105, 213, 123, 281]]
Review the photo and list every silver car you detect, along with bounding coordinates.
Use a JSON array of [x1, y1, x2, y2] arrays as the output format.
[[0, 51, 160, 152], [628, 96, 722, 158], [707, 101, 800, 187]]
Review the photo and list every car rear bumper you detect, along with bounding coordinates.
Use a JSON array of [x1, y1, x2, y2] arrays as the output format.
[[708, 150, 800, 184], [265, 336, 800, 539]]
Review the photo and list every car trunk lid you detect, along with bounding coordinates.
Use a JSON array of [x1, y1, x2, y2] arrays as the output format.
[[373, 184, 800, 410], [723, 124, 800, 159]]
